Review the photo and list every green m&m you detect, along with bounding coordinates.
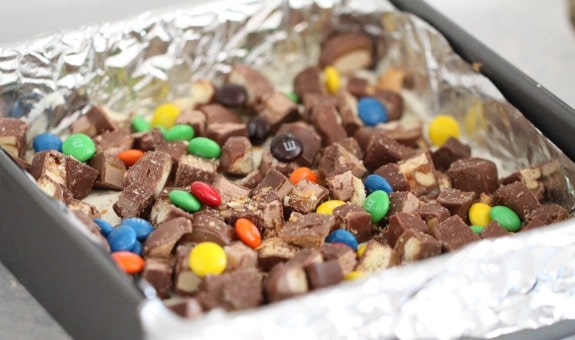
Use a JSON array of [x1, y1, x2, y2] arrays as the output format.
[[363, 190, 390, 223], [62, 133, 96, 162], [489, 205, 521, 232], [188, 137, 221, 159], [164, 124, 194, 141], [131, 116, 151, 133], [169, 190, 201, 213]]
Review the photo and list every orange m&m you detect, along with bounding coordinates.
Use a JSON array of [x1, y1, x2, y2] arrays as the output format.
[[234, 218, 261, 249]]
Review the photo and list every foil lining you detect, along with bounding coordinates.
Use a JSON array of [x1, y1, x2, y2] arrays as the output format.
[[2, 0, 575, 338]]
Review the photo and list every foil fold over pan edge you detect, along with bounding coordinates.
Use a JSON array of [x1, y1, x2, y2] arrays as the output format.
[[1, 0, 575, 339]]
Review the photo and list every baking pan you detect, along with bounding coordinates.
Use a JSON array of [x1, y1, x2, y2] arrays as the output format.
[[1, 1, 575, 339]]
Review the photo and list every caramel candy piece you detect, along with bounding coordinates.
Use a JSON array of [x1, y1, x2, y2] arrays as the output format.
[[480, 221, 511, 239], [184, 213, 235, 246], [113, 182, 155, 218], [436, 188, 476, 220], [294, 66, 326, 98], [156, 141, 188, 162], [397, 152, 440, 198], [355, 240, 393, 272], [264, 263, 308, 303], [386, 212, 428, 248], [310, 102, 347, 146], [93, 129, 133, 156], [175, 109, 207, 137], [0, 117, 27, 158], [284, 179, 329, 214], [320, 243, 357, 275], [219, 136, 254, 176], [199, 104, 241, 125], [332, 203, 372, 243], [142, 258, 173, 299], [224, 242, 258, 272], [70, 105, 116, 137], [212, 175, 251, 206], [144, 217, 192, 258], [257, 237, 300, 272], [251, 187, 284, 236], [325, 170, 366, 206], [523, 204, 569, 231], [259, 91, 300, 132], [206, 123, 248, 147], [276, 122, 322, 167], [373, 89, 404, 122], [123, 151, 172, 197], [417, 203, 450, 229], [493, 182, 540, 220], [431, 137, 471, 172], [30, 150, 67, 188], [279, 212, 335, 248], [319, 32, 374, 74], [305, 261, 343, 290], [165, 298, 203, 319], [89, 152, 126, 190], [198, 268, 263, 311], [447, 157, 499, 195], [173, 155, 217, 187], [387, 191, 420, 218], [377, 67, 406, 92], [255, 168, 294, 200], [374, 163, 410, 192], [318, 143, 367, 179], [364, 133, 409, 171], [430, 215, 479, 251], [391, 229, 442, 265], [228, 63, 274, 106], [219, 196, 265, 231]]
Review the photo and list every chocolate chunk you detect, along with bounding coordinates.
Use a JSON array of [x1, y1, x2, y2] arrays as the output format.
[[199, 104, 241, 125], [234, 170, 263, 190], [29, 150, 67, 186], [144, 217, 192, 258], [206, 123, 248, 147], [89, 152, 126, 190], [165, 298, 203, 319], [320, 243, 357, 275], [156, 141, 188, 162], [184, 213, 235, 246], [65, 156, 99, 199], [279, 212, 335, 248], [270, 133, 303, 162], [219, 136, 254, 175], [72, 211, 110, 252], [173, 154, 217, 187], [335, 137, 364, 160], [70, 105, 116, 137], [391, 229, 442, 265], [346, 76, 374, 98], [133, 128, 164, 151], [436, 188, 476, 220], [257, 237, 300, 272], [523, 204, 569, 231], [149, 196, 194, 227], [258, 148, 299, 176], [259, 91, 300, 132], [301, 93, 337, 120], [353, 126, 378, 151], [387, 191, 420, 218], [36, 176, 68, 201], [305, 261, 343, 290], [215, 83, 248, 108], [431, 137, 471, 172], [374, 163, 410, 192], [224, 242, 258, 272], [123, 151, 172, 197], [310, 102, 348, 146], [198, 268, 263, 311], [417, 203, 450, 229], [332, 203, 373, 243], [493, 181, 540, 220], [246, 116, 272, 145], [319, 32, 374, 74], [175, 109, 207, 137], [264, 263, 308, 303], [142, 258, 173, 299], [364, 133, 408, 171], [284, 179, 329, 214], [228, 63, 274, 106], [68, 199, 100, 219], [386, 212, 428, 247], [294, 66, 326, 98], [173, 245, 201, 296], [376, 119, 423, 148], [372, 89, 403, 121], [318, 143, 367, 179], [212, 175, 251, 206], [430, 215, 479, 251], [480, 221, 511, 239], [355, 240, 393, 272], [255, 168, 295, 200], [325, 170, 365, 206], [447, 158, 499, 195], [219, 196, 265, 231], [276, 122, 322, 167], [0, 117, 27, 158], [287, 248, 323, 268], [93, 129, 133, 156], [251, 187, 284, 236], [113, 182, 155, 218], [397, 152, 440, 198]]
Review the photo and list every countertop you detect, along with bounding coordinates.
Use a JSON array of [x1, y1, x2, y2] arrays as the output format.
[[1, 0, 575, 339]]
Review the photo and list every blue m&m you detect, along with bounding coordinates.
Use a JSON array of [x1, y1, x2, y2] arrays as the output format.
[[120, 217, 154, 241], [107, 225, 137, 252], [358, 97, 388, 126], [364, 174, 393, 194], [93, 218, 114, 237], [325, 229, 358, 251], [33, 133, 63, 153]]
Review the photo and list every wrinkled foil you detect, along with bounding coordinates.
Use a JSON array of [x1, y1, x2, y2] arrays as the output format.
[[2, 0, 575, 339]]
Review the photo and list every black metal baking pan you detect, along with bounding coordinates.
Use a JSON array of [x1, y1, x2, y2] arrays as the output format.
[[0, 1, 575, 339]]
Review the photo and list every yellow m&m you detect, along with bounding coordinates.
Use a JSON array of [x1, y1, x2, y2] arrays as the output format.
[[151, 103, 180, 129], [428, 115, 460, 146], [188, 242, 227, 277]]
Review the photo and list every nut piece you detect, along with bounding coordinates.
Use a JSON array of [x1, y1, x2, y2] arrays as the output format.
[[397, 151, 440, 198], [319, 32, 374, 74]]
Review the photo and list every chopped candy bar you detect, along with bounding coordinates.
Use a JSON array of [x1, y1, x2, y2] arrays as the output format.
[[355, 240, 393, 272], [305, 261, 343, 290], [332, 203, 373, 243], [142, 258, 173, 299], [319, 32, 374, 74], [294, 66, 326, 98], [259, 91, 300, 131], [480, 221, 511, 239], [123, 151, 172, 197], [264, 263, 308, 303], [391, 229, 442, 265], [0, 117, 27, 158], [276, 122, 322, 167], [310, 101, 348, 146], [144, 217, 192, 258], [93, 129, 133, 156], [199, 104, 242, 125], [320, 243, 357, 275], [70, 105, 116, 137], [431, 137, 471, 172], [279, 212, 335, 248], [436, 188, 476, 220], [386, 212, 428, 247], [173, 154, 217, 187], [284, 179, 329, 214], [447, 157, 499, 195], [89, 152, 126, 190], [184, 213, 235, 246], [224, 242, 258, 272], [493, 181, 540, 220], [219, 136, 254, 176], [397, 151, 439, 198], [325, 170, 366, 206], [257, 237, 300, 272], [318, 143, 367, 179], [228, 63, 274, 106], [429, 215, 479, 251]]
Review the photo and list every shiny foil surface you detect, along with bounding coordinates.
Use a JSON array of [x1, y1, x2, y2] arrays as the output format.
[[2, 0, 575, 338]]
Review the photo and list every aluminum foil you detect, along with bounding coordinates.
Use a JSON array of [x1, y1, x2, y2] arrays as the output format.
[[2, 0, 575, 338]]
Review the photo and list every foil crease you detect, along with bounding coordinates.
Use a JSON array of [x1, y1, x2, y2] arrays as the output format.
[[2, 0, 575, 338]]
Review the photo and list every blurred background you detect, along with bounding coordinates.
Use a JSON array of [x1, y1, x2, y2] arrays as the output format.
[[0, 0, 574, 338]]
